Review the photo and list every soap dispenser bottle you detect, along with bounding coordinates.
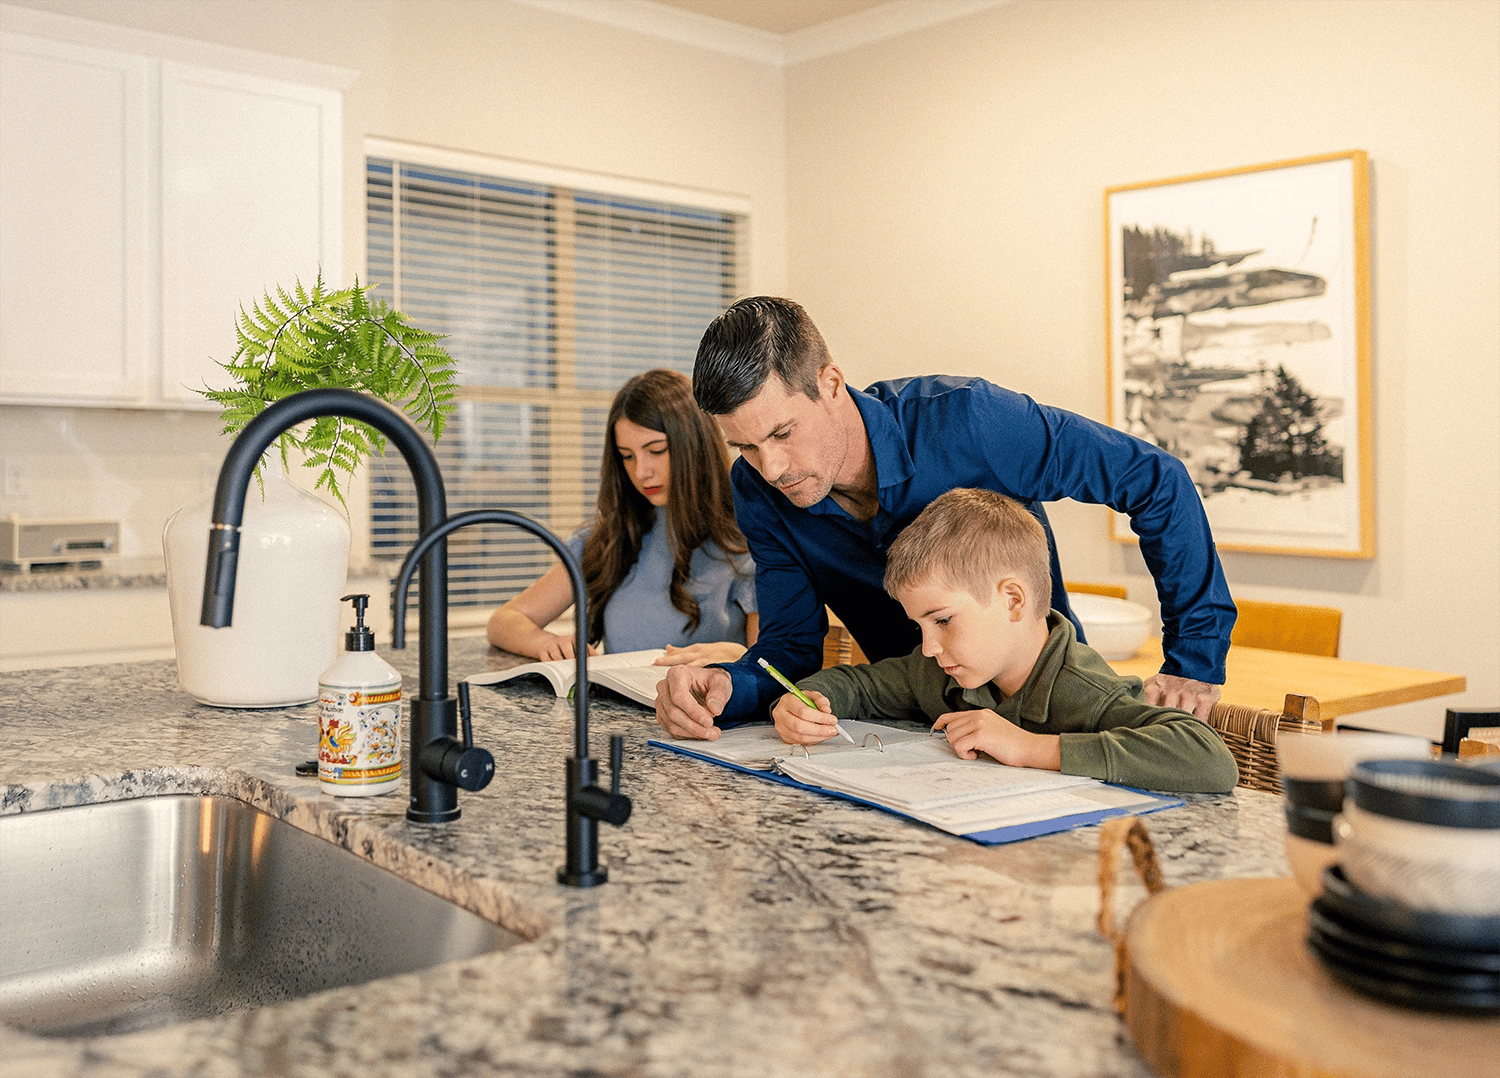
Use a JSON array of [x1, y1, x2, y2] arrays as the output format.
[[318, 593, 402, 796]]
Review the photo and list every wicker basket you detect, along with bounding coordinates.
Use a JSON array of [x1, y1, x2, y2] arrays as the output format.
[[1207, 695, 1325, 794]]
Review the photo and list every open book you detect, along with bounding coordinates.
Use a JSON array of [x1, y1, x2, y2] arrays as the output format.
[[649, 720, 1181, 844], [465, 649, 666, 707]]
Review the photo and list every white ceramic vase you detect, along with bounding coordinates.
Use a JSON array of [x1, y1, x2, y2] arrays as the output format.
[[163, 461, 351, 708]]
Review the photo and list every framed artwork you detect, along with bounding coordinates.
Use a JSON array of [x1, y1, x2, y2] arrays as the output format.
[[1104, 151, 1373, 558]]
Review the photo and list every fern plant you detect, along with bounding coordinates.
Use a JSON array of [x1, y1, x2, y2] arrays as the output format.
[[199, 275, 458, 506]]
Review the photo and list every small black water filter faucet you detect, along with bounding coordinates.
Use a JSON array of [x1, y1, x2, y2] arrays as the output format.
[[393, 509, 631, 888]]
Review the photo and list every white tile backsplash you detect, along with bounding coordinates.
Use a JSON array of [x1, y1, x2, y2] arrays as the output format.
[[0, 405, 231, 560]]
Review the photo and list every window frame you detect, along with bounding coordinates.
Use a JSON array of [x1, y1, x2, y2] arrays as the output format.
[[359, 138, 749, 629]]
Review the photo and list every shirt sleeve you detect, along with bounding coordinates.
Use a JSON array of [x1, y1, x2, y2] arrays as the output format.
[[963, 384, 1235, 684], [566, 523, 591, 563], [798, 650, 934, 722], [729, 551, 757, 616], [712, 464, 829, 723], [1054, 692, 1240, 793]]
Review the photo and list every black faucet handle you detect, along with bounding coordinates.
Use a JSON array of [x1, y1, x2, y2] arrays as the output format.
[[417, 685, 494, 793], [570, 736, 631, 827]]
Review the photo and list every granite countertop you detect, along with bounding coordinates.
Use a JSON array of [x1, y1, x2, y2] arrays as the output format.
[[0, 557, 169, 592], [0, 637, 1291, 1078]]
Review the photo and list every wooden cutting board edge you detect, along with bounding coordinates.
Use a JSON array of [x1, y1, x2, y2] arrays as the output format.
[[1120, 877, 1500, 1078]]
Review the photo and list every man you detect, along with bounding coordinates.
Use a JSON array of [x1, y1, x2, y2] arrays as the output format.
[[654, 296, 1234, 739]]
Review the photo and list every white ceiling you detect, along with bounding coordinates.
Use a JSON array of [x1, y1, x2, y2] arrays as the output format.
[[517, 1, 1009, 65], [648, 1, 895, 35]]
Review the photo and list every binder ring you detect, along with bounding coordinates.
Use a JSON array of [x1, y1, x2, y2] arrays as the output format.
[[791, 743, 810, 758], [861, 733, 885, 752]]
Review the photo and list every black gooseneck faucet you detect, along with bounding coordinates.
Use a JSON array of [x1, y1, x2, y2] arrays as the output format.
[[199, 388, 489, 824], [393, 510, 631, 887]]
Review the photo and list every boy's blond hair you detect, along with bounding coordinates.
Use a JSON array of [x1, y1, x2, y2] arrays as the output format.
[[884, 488, 1052, 614]]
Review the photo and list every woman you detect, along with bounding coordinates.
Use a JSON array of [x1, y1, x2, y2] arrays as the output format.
[[487, 369, 757, 665]]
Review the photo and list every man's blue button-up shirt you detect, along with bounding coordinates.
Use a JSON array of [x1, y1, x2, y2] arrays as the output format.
[[717, 375, 1235, 723]]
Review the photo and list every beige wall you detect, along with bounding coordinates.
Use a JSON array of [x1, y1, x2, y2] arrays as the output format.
[[5, 0, 1497, 733], [785, 0, 1500, 733]]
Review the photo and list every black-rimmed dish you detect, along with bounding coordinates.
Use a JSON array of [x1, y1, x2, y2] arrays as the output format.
[[1282, 776, 1346, 814], [1347, 758, 1500, 829], [1318, 865, 1500, 951], [1307, 931, 1500, 1014], [1285, 803, 1337, 844], [1308, 902, 1500, 975]]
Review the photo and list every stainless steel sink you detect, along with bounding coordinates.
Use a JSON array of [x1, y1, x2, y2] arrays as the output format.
[[0, 795, 524, 1037]]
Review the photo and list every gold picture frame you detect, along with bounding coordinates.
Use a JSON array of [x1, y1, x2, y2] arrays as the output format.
[[1104, 151, 1373, 558]]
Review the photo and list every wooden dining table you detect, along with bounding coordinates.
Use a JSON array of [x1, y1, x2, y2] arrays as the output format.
[[1108, 638, 1468, 720]]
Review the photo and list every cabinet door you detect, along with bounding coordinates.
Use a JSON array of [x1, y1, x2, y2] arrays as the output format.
[[0, 33, 151, 403], [158, 62, 341, 406]]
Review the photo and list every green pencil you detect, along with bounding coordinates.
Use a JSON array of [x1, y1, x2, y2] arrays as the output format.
[[757, 657, 855, 743]]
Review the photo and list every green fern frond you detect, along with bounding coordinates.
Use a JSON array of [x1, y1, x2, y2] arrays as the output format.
[[198, 273, 458, 506]]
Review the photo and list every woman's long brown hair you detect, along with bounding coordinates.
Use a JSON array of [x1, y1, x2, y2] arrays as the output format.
[[580, 369, 748, 645]]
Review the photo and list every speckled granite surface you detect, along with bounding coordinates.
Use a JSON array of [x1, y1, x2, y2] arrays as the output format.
[[0, 637, 1293, 1077], [0, 557, 168, 592]]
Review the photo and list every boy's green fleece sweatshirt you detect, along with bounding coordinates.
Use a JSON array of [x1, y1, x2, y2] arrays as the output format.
[[797, 612, 1239, 794]]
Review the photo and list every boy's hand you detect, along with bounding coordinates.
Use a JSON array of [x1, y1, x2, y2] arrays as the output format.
[[933, 709, 1061, 770], [771, 688, 841, 745]]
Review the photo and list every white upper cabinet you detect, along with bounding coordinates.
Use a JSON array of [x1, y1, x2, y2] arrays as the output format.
[[0, 15, 345, 408], [159, 62, 340, 406], [0, 33, 152, 403]]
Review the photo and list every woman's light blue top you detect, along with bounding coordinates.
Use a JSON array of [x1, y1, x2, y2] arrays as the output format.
[[567, 512, 757, 654]]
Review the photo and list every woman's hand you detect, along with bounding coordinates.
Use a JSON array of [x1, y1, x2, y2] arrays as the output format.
[[535, 634, 599, 662], [654, 641, 748, 667], [771, 688, 841, 746], [932, 709, 1060, 770]]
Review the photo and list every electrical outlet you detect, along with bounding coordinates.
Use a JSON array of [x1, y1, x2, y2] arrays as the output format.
[[3, 459, 28, 499]]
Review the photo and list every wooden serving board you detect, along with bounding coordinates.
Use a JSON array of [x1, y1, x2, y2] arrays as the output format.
[[1121, 877, 1500, 1078]]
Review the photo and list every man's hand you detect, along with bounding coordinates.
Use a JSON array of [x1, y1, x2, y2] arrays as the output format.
[[770, 688, 841, 746], [1142, 673, 1221, 721], [654, 664, 732, 740]]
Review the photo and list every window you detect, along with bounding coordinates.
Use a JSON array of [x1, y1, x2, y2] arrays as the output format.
[[364, 144, 747, 618]]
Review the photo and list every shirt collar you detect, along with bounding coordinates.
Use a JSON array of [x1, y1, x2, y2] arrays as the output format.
[[947, 612, 1076, 721], [850, 383, 917, 493]]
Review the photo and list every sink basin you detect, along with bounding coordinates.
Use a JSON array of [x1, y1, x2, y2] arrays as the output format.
[[0, 795, 524, 1037]]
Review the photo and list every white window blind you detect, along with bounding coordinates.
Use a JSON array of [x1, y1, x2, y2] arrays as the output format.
[[365, 151, 745, 611]]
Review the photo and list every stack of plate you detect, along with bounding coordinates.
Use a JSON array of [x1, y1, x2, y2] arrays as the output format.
[[1309, 865, 1500, 1014]]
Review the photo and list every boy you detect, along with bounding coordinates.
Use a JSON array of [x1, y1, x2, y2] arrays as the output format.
[[771, 488, 1239, 793]]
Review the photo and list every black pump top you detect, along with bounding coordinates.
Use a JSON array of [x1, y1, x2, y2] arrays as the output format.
[[342, 593, 375, 652]]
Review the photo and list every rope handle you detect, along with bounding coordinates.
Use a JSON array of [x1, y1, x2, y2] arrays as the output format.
[[1096, 817, 1168, 1013]]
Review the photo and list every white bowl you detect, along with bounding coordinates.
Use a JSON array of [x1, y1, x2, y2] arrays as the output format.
[[1333, 802, 1500, 916], [1067, 592, 1152, 660], [1277, 730, 1433, 782], [1285, 830, 1340, 897]]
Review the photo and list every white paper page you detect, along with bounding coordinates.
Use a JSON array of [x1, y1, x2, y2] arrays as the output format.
[[590, 649, 666, 669], [659, 720, 926, 771], [910, 784, 1160, 834], [465, 649, 666, 689], [590, 663, 669, 703], [775, 737, 1089, 811]]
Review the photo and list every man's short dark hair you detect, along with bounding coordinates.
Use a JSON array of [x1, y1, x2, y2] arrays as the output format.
[[693, 296, 830, 415]]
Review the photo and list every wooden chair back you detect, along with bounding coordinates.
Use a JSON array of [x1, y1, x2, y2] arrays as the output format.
[[1207, 694, 1327, 794], [1230, 599, 1342, 658], [822, 611, 869, 668], [1066, 581, 1129, 600]]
